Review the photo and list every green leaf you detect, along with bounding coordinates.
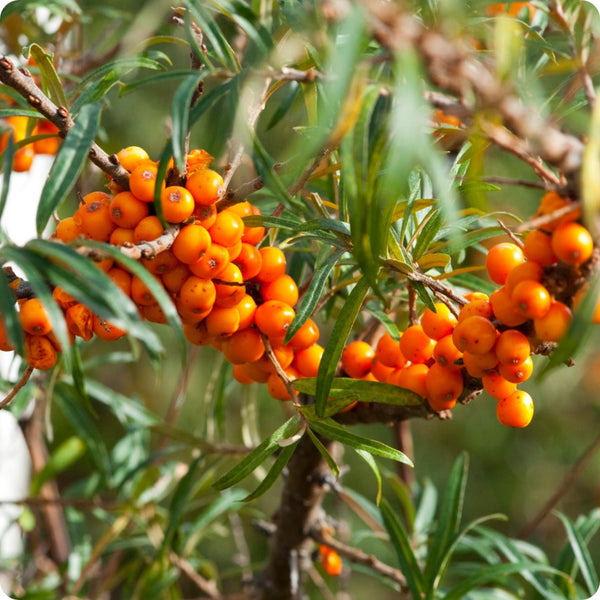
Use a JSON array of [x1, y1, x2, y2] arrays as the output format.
[[36, 103, 102, 235], [424, 452, 469, 593], [555, 511, 599, 594], [284, 249, 344, 343], [306, 427, 339, 477], [355, 449, 383, 505], [0, 131, 15, 224], [243, 441, 298, 501], [54, 382, 111, 478], [315, 276, 370, 416], [171, 71, 204, 172], [307, 417, 413, 466], [30, 436, 86, 496], [213, 416, 303, 490], [28, 44, 68, 108], [294, 377, 423, 407], [380, 497, 425, 598], [0, 266, 24, 354]]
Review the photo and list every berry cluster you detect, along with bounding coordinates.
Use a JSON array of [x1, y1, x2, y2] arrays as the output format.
[[0, 114, 60, 171]]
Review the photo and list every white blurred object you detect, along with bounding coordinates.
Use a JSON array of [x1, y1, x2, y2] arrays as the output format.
[[0, 411, 31, 595], [0, 583, 15, 600], [583, 587, 600, 600]]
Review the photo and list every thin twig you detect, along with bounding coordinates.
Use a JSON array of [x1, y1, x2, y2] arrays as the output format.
[[515, 201, 582, 233], [497, 219, 524, 248], [0, 365, 34, 409], [170, 551, 220, 598], [518, 428, 600, 539], [261, 334, 299, 404]]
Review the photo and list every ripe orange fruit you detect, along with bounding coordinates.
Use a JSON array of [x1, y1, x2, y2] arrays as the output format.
[[189, 243, 230, 278], [193, 203, 218, 229], [498, 355, 534, 384], [432, 334, 463, 370], [534, 191, 580, 232], [533, 300, 572, 342], [233, 294, 258, 330], [214, 263, 246, 308], [486, 242, 524, 285], [420, 302, 457, 340], [141, 250, 179, 275], [490, 286, 528, 327], [65, 303, 94, 341], [172, 223, 211, 264], [25, 334, 58, 370], [185, 168, 224, 205], [179, 275, 217, 313], [129, 161, 162, 203], [551, 221, 594, 265], [505, 261, 544, 292], [116, 146, 150, 172], [496, 390, 534, 427], [19, 298, 52, 335], [458, 297, 493, 322], [109, 191, 150, 228], [426, 363, 463, 411], [494, 329, 530, 365], [390, 363, 429, 399], [256, 247, 286, 283], [481, 372, 517, 400], [462, 350, 498, 378], [293, 344, 324, 378], [233, 243, 263, 280], [160, 186, 195, 223], [260, 274, 299, 306], [511, 280, 551, 320], [208, 210, 244, 247], [221, 328, 265, 364], [375, 332, 406, 369], [55, 216, 83, 243], [92, 315, 126, 341], [205, 306, 240, 337], [452, 315, 497, 355], [255, 300, 295, 338], [399, 324, 436, 363], [319, 545, 343, 576], [370, 358, 394, 382], [162, 263, 190, 295], [341, 340, 375, 379], [77, 200, 116, 242], [133, 216, 164, 243], [282, 317, 320, 350], [523, 230, 557, 266]]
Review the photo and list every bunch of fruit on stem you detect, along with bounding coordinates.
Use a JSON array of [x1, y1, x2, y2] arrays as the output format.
[[0, 138, 596, 429]]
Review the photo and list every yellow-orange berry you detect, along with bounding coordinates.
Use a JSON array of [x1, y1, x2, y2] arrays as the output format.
[[420, 303, 457, 340], [452, 316, 497, 355], [375, 332, 406, 369], [185, 168, 224, 205], [255, 300, 295, 338], [498, 356, 534, 384], [399, 324, 436, 364], [19, 298, 52, 335], [341, 340, 375, 379], [172, 223, 211, 264], [534, 300, 572, 342], [496, 390, 534, 427], [494, 329, 530, 365], [161, 186, 195, 223], [481, 372, 517, 400], [486, 242, 524, 285], [511, 280, 551, 320], [426, 363, 463, 411], [551, 221, 594, 265]]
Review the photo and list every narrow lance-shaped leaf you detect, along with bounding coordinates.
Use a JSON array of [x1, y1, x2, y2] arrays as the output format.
[[28, 44, 68, 108], [213, 416, 303, 490], [308, 417, 413, 466], [36, 102, 102, 235], [380, 498, 425, 599], [285, 248, 345, 343], [315, 276, 370, 416], [0, 264, 24, 354], [0, 131, 15, 225], [423, 452, 469, 594], [243, 441, 299, 502], [306, 427, 339, 477], [171, 71, 204, 172], [355, 448, 383, 505]]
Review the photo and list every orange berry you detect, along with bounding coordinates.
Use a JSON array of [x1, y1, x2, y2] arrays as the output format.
[[133, 216, 164, 243], [241, 204, 265, 245], [399, 324, 436, 364], [183, 321, 213, 345], [486, 242, 524, 285], [226, 239, 243, 262], [208, 210, 244, 247], [523, 230, 557, 266], [498, 356, 534, 384], [496, 390, 534, 428], [13, 146, 34, 172], [25, 334, 58, 370], [80, 191, 111, 208], [426, 363, 463, 411], [490, 286, 528, 327], [214, 263, 246, 308], [505, 261, 544, 292], [109, 191, 150, 228], [19, 298, 52, 335], [65, 304, 94, 341], [462, 350, 498, 378], [284, 317, 320, 350], [92, 315, 126, 341], [193, 203, 218, 229], [221, 328, 265, 364], [433, 334, 463, 370], [185, 148, 213, 174], [452, 316, 497, 355], [240, 360, 270, 383], [116, 146, 150, 172], [255, 300, 295, 338], [172, 223, 211, 264], [179, 275, 217, 313], [534, 191, 580, 232], [481, 372, 517, 400], [267, 366, 299, 401], [107, 267, 132, 297], [55, 217, 82, 243], [511, 280, 551, 320], [52, 286, 78, 310], [370, 358, 395, 382], [109, 227, 135, 246], [0, 318, 13, 352], [390, 363, 429, 399], [162, 263, 190, 295], [375, 332, 406, 369], [129, 161, 162, 203], [341, 340, 375, 379], [32, 120, 60, 155], [294, 343, 324, 377], [551, 221, 594, 265], [77, 200, 116, 242], [458, 298, 493, 322], [189, 243, 230, 278], [420, 303, 457, 340], [260, 274, 299, 306], [161, 186, 195, 223], [234, 294, 258, 330], [534, 300, 572, 342], [141, 250, 179, 275], [494, 329, 530, 365], [320, 546, 343, 576], [233, 363, 255, 384], [140, 302, 168, 324], [205, 306, 240, 337], [233, 243, 263, 280], [256, 247, 286, 282], [130, 275, 157, 306], [185, 168, 224, 205]]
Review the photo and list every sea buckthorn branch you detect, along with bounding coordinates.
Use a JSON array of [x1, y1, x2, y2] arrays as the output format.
[[308, 525, 409, 591], [0, 56, 131, 189], [0, 365, 34, 409], [363, 3, 585, 192]]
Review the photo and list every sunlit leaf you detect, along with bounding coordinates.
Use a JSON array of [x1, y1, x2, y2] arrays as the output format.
[[171, 71, 204, 171], [28, 44, 68, 108], [243, 441, 298, 501]]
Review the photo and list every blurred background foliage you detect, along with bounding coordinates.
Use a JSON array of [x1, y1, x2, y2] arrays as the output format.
[[1, 0, 600, 598]]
